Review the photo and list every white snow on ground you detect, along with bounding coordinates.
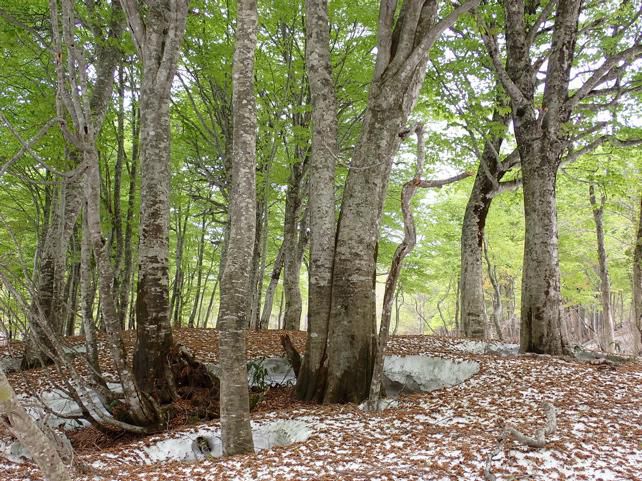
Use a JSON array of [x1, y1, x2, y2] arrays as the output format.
[[0, 336, 640, 481], [383, 355, 479, 395], [127, 419, 312, 464]]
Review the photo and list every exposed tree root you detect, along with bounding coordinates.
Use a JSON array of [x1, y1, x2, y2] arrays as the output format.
[[484, 402, 557, 481]]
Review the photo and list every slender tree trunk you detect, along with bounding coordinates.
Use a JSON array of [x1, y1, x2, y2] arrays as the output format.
[[632, 195, 642, 354], [119, 96, 139, 330], [368, 126, 468, 409], [84, 147, 159, 426], [170, 203, 190, 328], [22, 174, 83, 368], [189, 216, 208, 328], [0, 368, 71, 481], [282, 164, 305, 331], [112, 64, 126, 321], [249, 190, 267, 329], [217, 0, 257, 456], [260, 243, 285, 329], [459, 108, 509, 339], [204, 278, 219, 328], [589, 184, 616, 353], [483, 237, 504, 341], [80, 208, 101, 384]]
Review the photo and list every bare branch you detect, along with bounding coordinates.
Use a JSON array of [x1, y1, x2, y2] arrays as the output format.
[[0, 112, 68, 178], [567, 43, 642, 112], [397, 0, 481, 82], [478, 19, 530, 107], [0, 116, 61, 178]]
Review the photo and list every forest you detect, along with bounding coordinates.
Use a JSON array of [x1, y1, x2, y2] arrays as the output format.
[[0, 0, 641, 480]]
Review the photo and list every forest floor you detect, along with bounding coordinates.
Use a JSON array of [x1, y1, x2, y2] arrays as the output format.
[[0, 329, 640, 481]]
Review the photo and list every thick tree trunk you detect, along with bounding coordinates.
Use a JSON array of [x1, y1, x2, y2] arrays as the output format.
[[519, 153, 565, 354], [296, 0, 338, 401], [320, 0, 479, 404], [500, 0, 582, 355], [633, 195, 642, 354], [589, 184, 616, 353], [459, 172, 492, 339], [325, 108, 408, 404], [123, 0, 188, 403], [217, 0, 257, 456]]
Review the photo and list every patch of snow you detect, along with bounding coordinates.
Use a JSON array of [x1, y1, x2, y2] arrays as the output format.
[[138, 419, 312, 464], [206, 357, 296, 388], [382, 355, 479, 396], [17, 382, 122, 430], [452, 339, 519, 356]]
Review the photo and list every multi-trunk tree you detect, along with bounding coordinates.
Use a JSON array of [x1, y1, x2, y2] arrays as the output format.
[[298, 0, 481, 404], [481, 0, 642, 354]]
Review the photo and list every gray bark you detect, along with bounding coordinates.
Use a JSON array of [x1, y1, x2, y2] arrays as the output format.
[[259, 243, 285, 329], [0, 368, 71, 481], [296, 0, 339, 401], [121, 0, 188, 402], [188, 215, 208, 328], [324, 0, 480, 404], [217, 0, 257, 456], [367, 125, 468, 409], [589, 185, 616, 353], [633, 195, 642, 354], [483, 237, 504, 341], [22, 173, 83, 368], [282, 160, 306, 331], [459, 109, 509, 340], [497, 0, 582, 354]]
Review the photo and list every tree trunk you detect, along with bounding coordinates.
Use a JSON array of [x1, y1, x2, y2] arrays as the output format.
[[589, 184, 616, 353], [119, 94, 139, 330], [296, 0, 339, 401], [0, 369, 71, 481], [500, 0, 582, 355], [313, 0, 480, 404], [282, 162, 305, 331], [22, 173, 83, 369], [260, 243, 285, 329], [633, 195, 642, 354], [123, 0, 189, 403], [188, 216, 208, 328], [519, 155, 565, 354], [483, 237, 504, 340], [459, 108, 509, 339], [217, 0, 257, 456]]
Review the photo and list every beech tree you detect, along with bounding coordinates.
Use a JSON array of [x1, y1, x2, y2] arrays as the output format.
[[297, 0, 481, 404], [633, 194, 642, 353], [480, 0, 642, 354], [217, 0, 257, 456], [120, 0, 189, 402]]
